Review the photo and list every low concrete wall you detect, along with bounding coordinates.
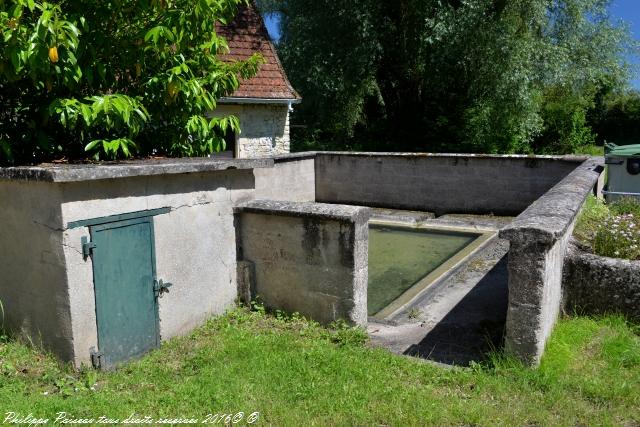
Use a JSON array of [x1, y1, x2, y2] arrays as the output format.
[[563, 242, 640, 320], [254, 154, 316, 202], [235, 200, 369, 327], [315, 153, 586, 215], [499, 158, 604, 365]]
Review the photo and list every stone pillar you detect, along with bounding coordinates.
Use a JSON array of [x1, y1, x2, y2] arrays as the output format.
[[499, 158, 603, 365]]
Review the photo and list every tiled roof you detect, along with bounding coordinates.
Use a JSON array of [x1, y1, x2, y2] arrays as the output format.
[[216, 2, 300, 102]]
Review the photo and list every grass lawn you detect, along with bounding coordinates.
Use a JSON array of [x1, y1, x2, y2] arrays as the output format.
[[573, 145, 605, 156], [1, 308, 639, 426]]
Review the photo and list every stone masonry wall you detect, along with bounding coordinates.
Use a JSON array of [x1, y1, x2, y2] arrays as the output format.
[[235, 200, 370, 327], [211, 104, 290, 158], [563, 242, 640, 320]]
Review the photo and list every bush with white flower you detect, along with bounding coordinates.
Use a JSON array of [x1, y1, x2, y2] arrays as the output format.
[[575, 196, 640, 261], [593, 212, 640, 260]]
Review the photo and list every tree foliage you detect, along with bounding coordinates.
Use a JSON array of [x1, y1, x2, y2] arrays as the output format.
[[0, 0, 263, 165], [591, 89, 640, 146], [259, 0, 636, 154]]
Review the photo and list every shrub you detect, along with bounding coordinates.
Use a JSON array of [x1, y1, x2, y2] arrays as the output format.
[[0, 0, 262, 164]]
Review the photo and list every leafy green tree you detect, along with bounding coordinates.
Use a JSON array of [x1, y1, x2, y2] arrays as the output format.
[[592, 89, 640, 146], [260, 0, 635, 154], [0, 0, 263, 165], [534, 86, 596, 154]]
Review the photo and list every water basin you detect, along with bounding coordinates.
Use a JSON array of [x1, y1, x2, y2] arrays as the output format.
[[368, 223, 493, 318]]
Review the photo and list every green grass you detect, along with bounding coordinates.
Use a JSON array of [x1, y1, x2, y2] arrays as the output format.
[[574, 194, 610, 244], [1, 309, 639, 426], [573, 144, 605, 156]]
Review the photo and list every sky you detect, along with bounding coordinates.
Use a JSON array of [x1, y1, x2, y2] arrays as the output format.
[[264, 1, 640, 89], [264, 14, 280, 42], [610, 0, 640, 88]]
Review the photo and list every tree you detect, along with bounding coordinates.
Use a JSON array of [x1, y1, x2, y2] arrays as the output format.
[[0, 0, 263, 165], [259, 0, 636, 154], [591, 89, 640, 146]]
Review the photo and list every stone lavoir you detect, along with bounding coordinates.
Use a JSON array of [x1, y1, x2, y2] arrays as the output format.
[[0, 152, 602, 368]]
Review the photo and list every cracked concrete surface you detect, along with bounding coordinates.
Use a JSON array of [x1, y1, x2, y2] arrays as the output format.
[[367, 212, 511, 366]]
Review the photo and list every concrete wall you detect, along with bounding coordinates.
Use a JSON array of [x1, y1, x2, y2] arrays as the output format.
[[235, 200, 369, 327], [499, 159, 603, 365], [254, 154, 316, 202], [59, 170, 255, 366], [0, 180, 74, 360], [315, 153, 586, 215], [0, 152, 606, 368], [211, 104, 290, 158], [563, 242, 640, 320]]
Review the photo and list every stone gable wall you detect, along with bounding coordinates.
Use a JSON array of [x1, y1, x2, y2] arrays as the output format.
[[210, 104, 291, 158]]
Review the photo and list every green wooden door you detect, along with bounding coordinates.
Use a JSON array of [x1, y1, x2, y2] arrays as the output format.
[[90, 217, 159, 369]]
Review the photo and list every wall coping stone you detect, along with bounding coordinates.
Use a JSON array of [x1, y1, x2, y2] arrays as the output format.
[[270, 151, 592, 163], [271, 152, 318, 163], [500, 158, 604, 246], [0, 152, 594, 183], [0, 157, 273, 182], [235, 199, 371, 223], [314, 151, 592, 163]]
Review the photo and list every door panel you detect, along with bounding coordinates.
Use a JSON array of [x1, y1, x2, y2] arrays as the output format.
[[91, 217, 159, 368]]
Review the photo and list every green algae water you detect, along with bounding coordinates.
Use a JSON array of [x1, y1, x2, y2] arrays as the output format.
[[368, 225, 478, 316]]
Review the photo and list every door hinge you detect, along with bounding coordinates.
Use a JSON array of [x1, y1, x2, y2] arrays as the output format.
[[90, 347, 103, 369], [81, 236, 97, 260], [153, 279, 173, 298]]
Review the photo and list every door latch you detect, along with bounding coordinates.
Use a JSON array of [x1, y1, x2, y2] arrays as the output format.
[[153, 279, 173, 298]]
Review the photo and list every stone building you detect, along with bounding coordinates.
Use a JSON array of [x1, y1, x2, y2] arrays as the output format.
[[212, 3, 301, 158]]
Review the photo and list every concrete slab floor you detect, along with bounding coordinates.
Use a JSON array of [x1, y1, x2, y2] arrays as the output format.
[[367, 213, 511, 366]]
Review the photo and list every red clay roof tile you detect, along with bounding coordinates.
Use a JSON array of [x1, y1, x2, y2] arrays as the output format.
[[216, 2, 300, 102]]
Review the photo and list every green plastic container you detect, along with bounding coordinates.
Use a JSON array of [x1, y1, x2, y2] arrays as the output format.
[[605, 143, 640, 157], [604, 143, 640, 202]]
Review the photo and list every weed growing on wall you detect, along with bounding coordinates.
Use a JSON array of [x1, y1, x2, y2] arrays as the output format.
[[574, 195, 610, 243]]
